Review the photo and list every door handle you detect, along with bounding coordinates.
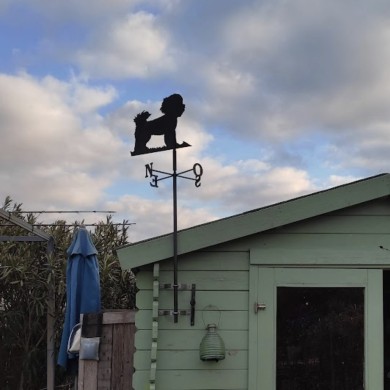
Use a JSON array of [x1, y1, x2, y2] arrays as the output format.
[[254, 303, 266, 313]]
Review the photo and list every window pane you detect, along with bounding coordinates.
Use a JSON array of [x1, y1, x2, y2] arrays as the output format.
[[277, 287, 364, 390]]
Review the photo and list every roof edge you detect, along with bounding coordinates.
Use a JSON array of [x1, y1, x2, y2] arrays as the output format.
[[118, 173, 390, 269]]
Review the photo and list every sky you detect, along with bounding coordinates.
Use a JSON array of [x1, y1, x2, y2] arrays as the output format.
[[1, 0, 390, 242]]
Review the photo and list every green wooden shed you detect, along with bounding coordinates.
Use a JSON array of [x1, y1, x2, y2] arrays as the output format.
[[117, 173, 390, 390]]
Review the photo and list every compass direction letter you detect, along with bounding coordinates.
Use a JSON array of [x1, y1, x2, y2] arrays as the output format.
[[193, 163, 203, 187], [145, 163, 158, 187]]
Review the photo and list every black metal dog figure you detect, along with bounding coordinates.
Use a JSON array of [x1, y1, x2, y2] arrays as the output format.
[[131, 94, 186, 156]]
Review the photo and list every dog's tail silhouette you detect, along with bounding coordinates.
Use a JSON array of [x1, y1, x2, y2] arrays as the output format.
[[134, 111, 151, 125]]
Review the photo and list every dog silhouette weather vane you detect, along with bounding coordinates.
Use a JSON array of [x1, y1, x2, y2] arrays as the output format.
[[131, 93, 190, 156], [130, 94, 203, 323]]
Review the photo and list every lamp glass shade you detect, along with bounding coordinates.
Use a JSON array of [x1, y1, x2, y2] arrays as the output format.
[[199, 324, 225, 362]]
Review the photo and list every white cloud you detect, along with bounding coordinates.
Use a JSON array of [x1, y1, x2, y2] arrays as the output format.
[[106, 155, 317, 241], [0, 72, 126, 210], [173, 152, 312, 208], [107, 194, 216, 241], [26, 0, 141, 22], [76, 11, 175, 79], [195, 0, 390, 143], [326, 175, 361, 188], [205, 62, 256, 99]]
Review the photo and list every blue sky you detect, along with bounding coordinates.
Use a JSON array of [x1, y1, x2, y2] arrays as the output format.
[[1, 0, 390, 241]]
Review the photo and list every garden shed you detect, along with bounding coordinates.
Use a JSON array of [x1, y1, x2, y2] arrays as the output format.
[[117, 173, 390, 390]]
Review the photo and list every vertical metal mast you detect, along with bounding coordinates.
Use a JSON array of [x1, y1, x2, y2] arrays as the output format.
[[130, 94, 203, 324], [143, 154, 203, 323], [172, 147, 179, 322]]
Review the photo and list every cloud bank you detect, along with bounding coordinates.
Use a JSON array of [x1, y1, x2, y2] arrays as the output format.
[[1, 0, 390, 241]]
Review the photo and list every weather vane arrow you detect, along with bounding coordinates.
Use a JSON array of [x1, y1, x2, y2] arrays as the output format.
[[130, 94, 203, 323], [145, 162, 203, 188]]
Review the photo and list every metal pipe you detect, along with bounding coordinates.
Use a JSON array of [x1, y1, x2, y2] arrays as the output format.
[[46, 236, 55, 390], [173, 147, 179, 323]]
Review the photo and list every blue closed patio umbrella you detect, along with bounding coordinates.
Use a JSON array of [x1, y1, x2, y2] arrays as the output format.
[[58, 227, 101, 368]]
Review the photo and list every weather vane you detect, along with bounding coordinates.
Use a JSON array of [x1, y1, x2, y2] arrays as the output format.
[[131, 93, 190, 156], [130, 93, 203, 323]]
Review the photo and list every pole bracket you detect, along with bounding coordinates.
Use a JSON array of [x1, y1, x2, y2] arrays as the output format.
[[158, 310, 190, 316], [160, 283, 193, 290], [158, 284, 196, 326]]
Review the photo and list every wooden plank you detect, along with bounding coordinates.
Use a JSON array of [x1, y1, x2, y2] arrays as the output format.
[[252, 232, 390, 248], [78, 359, 85, 389], [256, 268, 276, 390], [78, 312, 136, 390], [273, 215, 390, 234], [251, 248, 390, 266], [111, 323, 125, 390], [102, 310, 135, 324], [135, 271, 153, 290], [160, 251, 250, 271], [160, 270, 248, 290], [366, 270, 384, 389], [135, 309, 151, 330], [129, 323, 135, 366], [133, 369, 247, 390], [136, 251, 249, 290], [97, 324, 113, 390], [136, 291, 249, 311], [124, 323, 135, 388], [249, 231, 390, 266], [248, 265, 259, 390], [134, 349, 248, 370], [331, 197, 390, 215], [111, 323, 134, 390], [150, 263, 160, 386], [136, 309, 248, 330], [82, 360, 98, 390], [135, 329, 248, 350]]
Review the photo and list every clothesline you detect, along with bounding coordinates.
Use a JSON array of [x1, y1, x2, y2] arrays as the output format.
[[0, 222, 135, 227], [12, 210, 116, 214]]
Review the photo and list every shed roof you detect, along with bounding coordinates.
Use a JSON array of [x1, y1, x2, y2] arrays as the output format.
[[117, 173, 390, 269]]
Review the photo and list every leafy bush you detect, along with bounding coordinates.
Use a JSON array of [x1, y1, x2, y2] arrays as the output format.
[[0, 197, 135, 389]]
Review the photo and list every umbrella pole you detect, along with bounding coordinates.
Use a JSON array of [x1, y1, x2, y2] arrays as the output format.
[[47, 237, 55, 390]]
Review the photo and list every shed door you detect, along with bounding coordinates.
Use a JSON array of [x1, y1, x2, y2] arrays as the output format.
[[256, 268, 383, 390]]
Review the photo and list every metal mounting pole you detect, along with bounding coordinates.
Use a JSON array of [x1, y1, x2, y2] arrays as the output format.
[[143, 154, 203, 323], [131, 94, 203, 324], [172, 147, 179, 323]]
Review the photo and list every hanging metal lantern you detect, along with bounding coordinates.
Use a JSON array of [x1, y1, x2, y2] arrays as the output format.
[[199, 323, 225, 362]]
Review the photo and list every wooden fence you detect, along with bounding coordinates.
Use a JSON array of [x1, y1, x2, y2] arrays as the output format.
[[78, 310, 135, 390]]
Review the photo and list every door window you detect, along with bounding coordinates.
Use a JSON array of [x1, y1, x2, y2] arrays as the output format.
[[277, 287, 364, 389]]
